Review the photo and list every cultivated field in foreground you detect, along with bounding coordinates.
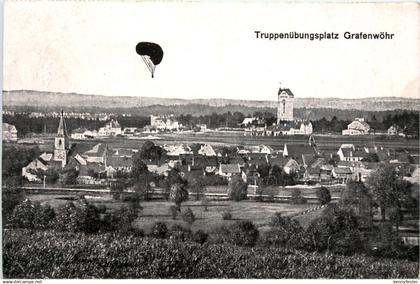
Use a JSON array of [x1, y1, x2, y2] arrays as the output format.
[[3, 229, 418, 279]]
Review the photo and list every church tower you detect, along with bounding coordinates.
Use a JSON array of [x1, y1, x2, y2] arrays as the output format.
[[277, 86, 294, 123], [53, 110, 70, 167]]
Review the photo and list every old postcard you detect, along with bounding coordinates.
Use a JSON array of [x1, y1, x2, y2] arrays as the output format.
[[2, 0, 419, 280]]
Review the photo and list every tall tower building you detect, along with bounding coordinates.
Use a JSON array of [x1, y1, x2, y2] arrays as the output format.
[[53, 110, 70, 167], [277, 86, 294, 123]]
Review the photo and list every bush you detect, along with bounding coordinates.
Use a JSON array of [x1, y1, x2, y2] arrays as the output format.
[[228, 176, 248, 201], [262, 212, 305, 249], [192, 230, 208, 244], [290, 189, 307, 204], [227, 220, 259, 247], [33, 203, 56, 230], [316, 187, 331, 205], [222, 211, 232, 220], [53, 200, 101, 234], [151, 222, 168, 239], [305, 207, 361, 255], [169, 205, 179, 220], [9, 199, 36, 228], [169, 224, 192, 241], [182, 208, 196, 225]]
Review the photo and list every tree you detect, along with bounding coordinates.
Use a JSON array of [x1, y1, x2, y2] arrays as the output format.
[[182, 207, 196, 226], [59, 168, 79, 185], [389, 207, 404, 234], [269, 165, 283, 186], [169, 183, 189, 209], [110, 179, 125, 200], [9, 199, 36, 228], [227, 220, 259, 247], [263, 212, 305, 249], [228, 175, 248, 201], [366, 164, 413, 221], [2, 178, 25, 225], [189, 177, 205, 201], [290, 189, 307, 204], [151, 222, 168, 238], [316, 187, 331, 205], [33, 203, 56, 229], [306, 205, 361, 255], [139, 141, 164, 161], [131, 152, 148, 180]]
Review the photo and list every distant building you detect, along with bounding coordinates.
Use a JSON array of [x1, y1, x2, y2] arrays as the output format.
[[150, 115, 179, 131], [2, 123, 18, 141], [387, 124, 404, 136], [337, 144, 365, 161], [342, 118, 370, 136], [71, 128, 86, 140], [98, 119, 123, 137], [277, 87, 294, 122]]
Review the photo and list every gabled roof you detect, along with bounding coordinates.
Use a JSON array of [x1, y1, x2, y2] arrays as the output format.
[[333, 167, 352, 175], [220, 164, 241, 174], [307, 167, 321, 175], [284, 144, 316, 157], [107, 156, 132, 168], [278, 87, 294, 97], [84, 143, 108, 157]]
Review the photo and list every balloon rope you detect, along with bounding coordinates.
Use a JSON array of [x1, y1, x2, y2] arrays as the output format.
[[141, 56, 155, 76]]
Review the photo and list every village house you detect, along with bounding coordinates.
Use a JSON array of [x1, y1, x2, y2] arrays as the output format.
[[332, 167, 353, 183], [217, 163, 242, 179], [337, 144, 365, 161], [342, 118, 370, 136], [198, 144, 217, 156], [2, 123, 18, 142], [150, 114, 180, 131], [98, 119, 123, 137]]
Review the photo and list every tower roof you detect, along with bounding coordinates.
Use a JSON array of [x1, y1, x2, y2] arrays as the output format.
[[278, 88, 294, 97], [57, 110, 68, 137]]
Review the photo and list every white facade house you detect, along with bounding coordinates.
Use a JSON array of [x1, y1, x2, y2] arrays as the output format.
[[150, 115, 179, 131], [342, 118, 370, 136], [2, 123, 18, 141], [98, 119, 123, 137]]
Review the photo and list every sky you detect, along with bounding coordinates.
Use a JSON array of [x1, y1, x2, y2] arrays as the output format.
[[3, 1, 419, 101]]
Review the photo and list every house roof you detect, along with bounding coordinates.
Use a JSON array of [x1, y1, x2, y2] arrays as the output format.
[[220, 164, 241, 174], [107, 156, 132, 168], [284, 144, 316, 157], [3, 123, 17, 132], [333, 167, 352, 174], [278, 87, 294, 97], [268, 155, 287, 168], [84, 143, 108, 157], [307, 167, 321, 175]]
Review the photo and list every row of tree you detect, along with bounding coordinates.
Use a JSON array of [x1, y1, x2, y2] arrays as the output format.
[[4, 110, 419, 136]]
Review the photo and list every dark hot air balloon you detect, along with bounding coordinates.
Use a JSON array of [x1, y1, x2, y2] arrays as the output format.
[[135, 42, 163, 78]]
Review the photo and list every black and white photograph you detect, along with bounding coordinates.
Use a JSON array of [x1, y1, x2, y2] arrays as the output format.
[[1, 1, 419, 280]]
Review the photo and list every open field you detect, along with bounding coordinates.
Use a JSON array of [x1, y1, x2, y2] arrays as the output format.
[[26, 192, 320, 232]]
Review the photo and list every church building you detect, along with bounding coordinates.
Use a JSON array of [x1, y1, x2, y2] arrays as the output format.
[[53, 110, 70, 167]]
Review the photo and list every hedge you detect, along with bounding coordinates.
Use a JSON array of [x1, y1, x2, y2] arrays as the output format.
[[3, 229, 418, 279]]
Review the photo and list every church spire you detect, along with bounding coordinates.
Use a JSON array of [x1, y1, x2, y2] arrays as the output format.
[[57, 109, 68, 137]]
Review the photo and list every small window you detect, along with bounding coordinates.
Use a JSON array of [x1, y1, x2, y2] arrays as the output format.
[[58, 139, 62, 146]]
